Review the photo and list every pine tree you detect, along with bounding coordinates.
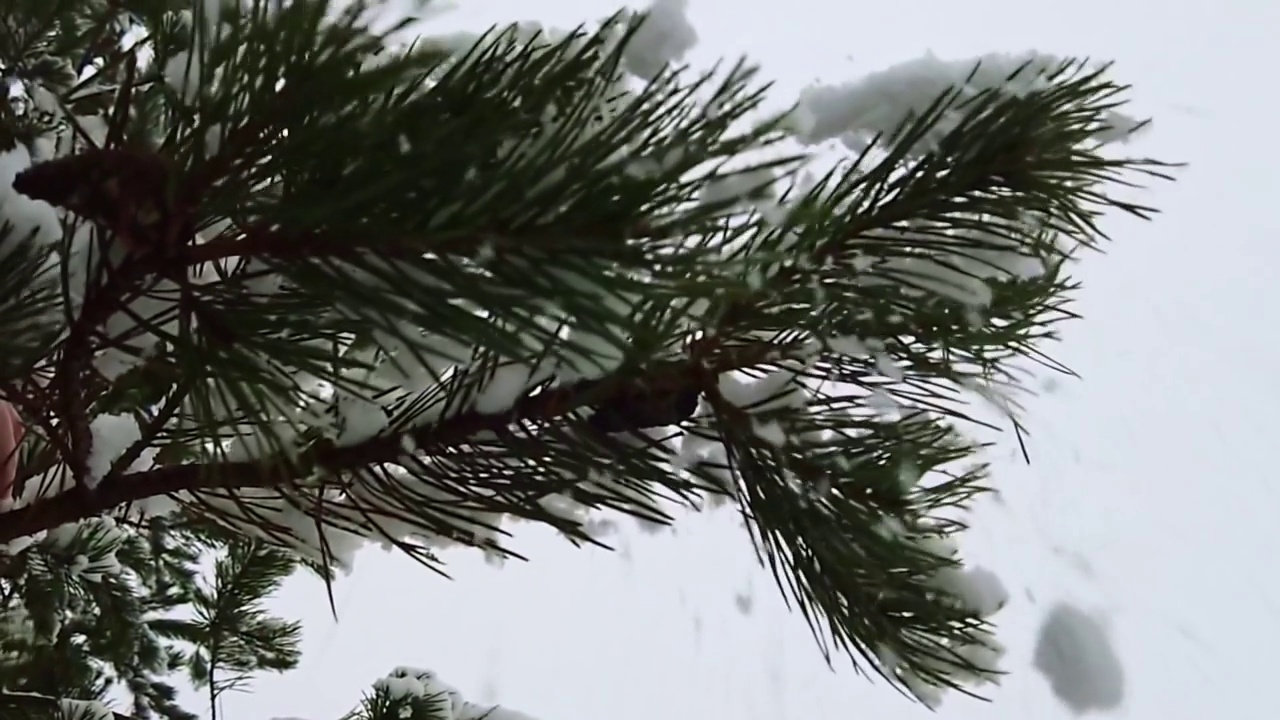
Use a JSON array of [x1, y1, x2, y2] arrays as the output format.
[[0, 0, 1173, 717], [0, 516, 305, 720]]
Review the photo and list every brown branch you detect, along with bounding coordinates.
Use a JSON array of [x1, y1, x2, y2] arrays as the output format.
[[0, 341, 792, 544], [49, 253, 167, 486]]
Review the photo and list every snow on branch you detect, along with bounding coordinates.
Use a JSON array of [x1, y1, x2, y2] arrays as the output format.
[[789, 51, 1146, 154], [1, 668, 535, 720], [361, 667, 542, 720]]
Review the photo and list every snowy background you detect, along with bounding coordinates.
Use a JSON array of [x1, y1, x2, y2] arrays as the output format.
[[180, 0, 1280, 718]]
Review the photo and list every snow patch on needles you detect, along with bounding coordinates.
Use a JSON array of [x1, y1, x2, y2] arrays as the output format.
[[374, 667, 541, 720], [0, 695, 115, 720], [59, 698, 115, 720], [420, 0, 697, 90], [699, 166, 777, 211], [933, 564, 1010, 618], [554, 284, 640, 382], [474, 363, 535, 415], [847, 224, 1054, 308], [335, 391, 390, 446], [162, 2, 231, 102], [197, 456, 625, 572], [86, 413, 143, 487], [789, 52, 1142, 153], [163, 49, 205, 104], [718, 367, 810, 411], [42, 517, 129, 582], [0, 143, 61, 253], [196, 489, 368, 574], [1034, 603, 1126, 715], [223, 419, 302, 463], [878, 531, 1010, 708]]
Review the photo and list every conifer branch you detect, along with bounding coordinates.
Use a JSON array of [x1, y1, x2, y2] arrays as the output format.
[[0, 338, 785, 544], [0, 0, 1175, 710], [0, 690, 137, 720]]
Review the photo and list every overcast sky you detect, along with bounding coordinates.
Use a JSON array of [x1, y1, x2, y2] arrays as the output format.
[[186, 1, 1280, 718]]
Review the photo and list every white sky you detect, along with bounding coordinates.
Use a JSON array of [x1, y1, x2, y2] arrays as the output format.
[[184, 1, 1280, 718]]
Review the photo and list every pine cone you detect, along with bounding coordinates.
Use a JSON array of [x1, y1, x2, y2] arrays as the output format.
[[12, 147, 178, 253]]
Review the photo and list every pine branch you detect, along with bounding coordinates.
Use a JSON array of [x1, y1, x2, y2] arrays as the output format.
[[0, 0, 1176, 707], [0, 691, 136, 720], [0, 338, 786, 543]]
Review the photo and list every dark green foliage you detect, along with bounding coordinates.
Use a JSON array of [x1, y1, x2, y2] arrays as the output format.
[[0, 0, 1173, 717], [0, 516, 302, 719]]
